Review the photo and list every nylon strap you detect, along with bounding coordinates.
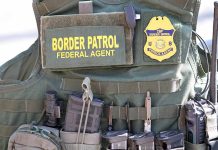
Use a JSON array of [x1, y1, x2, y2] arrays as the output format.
[[32, 0, 75, 29], [32, 0, 41, 30], [111, 106, 127, 120], [106, 105, 180, 120], [128, 107, 146, 120], [0, 99, 43, 113], [61, 78, 181, 94], [192, 0, 201, 31], [151, 105, 180, 120], [184, 141, 206, 150], [79, 1, 93, 14], [77, 77, 93, 144], [0, 125, 19, 137], [34, 0, 72, 16]]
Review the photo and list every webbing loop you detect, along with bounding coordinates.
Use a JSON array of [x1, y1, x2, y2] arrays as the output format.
[[105, 104, 181, 121], [76, 77, 93, 147]]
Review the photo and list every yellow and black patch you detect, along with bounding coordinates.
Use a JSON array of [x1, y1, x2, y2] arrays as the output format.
[[144, 16, 177, 62], [40, 12, 133, 69]]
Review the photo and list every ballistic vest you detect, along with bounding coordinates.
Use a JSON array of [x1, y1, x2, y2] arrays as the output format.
[[0, 0, 203, 149]]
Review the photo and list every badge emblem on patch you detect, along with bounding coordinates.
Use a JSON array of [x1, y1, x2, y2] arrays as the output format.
[[144, 16, 177, 62]]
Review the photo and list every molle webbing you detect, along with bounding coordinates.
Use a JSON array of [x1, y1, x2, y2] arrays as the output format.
[[61, 78, 181, 94], [105, 105, 181, 120], [0, 99, 44, 138], [109, 106, 127, 120], [0, 99, 43, 113], [129, 105, 180, 120], [0, 125, 20, 138]]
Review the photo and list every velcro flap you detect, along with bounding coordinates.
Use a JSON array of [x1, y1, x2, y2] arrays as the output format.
[[41, 12, 133, 69]]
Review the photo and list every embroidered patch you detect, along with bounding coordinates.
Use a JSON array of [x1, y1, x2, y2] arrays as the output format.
[[144, 16, 177, 62]]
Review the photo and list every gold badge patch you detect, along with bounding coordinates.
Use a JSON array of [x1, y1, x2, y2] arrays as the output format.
[[144, 16, 177, 62]]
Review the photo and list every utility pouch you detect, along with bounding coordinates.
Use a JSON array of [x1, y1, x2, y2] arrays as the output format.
[[155, 130, 184, 150], [8, 124, 63, 150], [40, 11, 134, 70], [102, 130, 128, 150], [64, 94, 103, 133], [185, 98, 218, 144], [62, 77, 102, 149], [45, 91, 62, 127], [128, 132, 154, 150], [185, 99, 206, 144]]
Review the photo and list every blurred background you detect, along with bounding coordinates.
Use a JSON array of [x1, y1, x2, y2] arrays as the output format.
[[0, 0, 215, 65], [0, 0, 38, 65]]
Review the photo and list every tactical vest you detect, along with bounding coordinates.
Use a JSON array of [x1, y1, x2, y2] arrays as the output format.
[[0, 0, 203, 149]]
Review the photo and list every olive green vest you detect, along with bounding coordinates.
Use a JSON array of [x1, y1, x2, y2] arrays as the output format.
[[0, 0, 202, 149]]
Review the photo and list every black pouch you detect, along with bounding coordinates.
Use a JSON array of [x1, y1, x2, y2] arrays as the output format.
[[64, 94, 103, 133], [155, 130, 184, 150], [128, 132, 154, 150], [102, 130, 128, 149]]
